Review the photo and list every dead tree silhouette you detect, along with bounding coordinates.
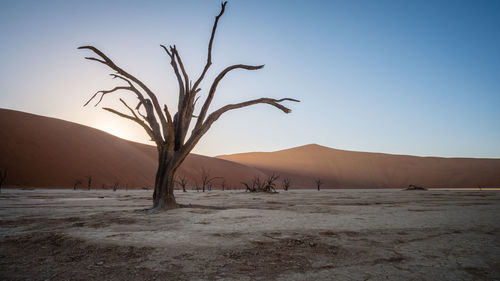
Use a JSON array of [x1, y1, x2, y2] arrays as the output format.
[[73, 179, 82, 190], [243, 174, 279, 193], [315, 179, 322, 191], [282, 177, 291, 191], [175, 175, 188, 192], [199, 167, 220, 192], [0, 168, 8, 193], [78, 2, 298, 211], [86, 176, 92, 190]]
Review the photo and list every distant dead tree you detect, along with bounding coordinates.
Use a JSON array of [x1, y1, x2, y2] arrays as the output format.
[[242, 176, 261, 192], [113, 182, 119, 191], [243, 174, 279, 193], [0, 168, 8, 192], [78, 2, 298, 211], [221, 179, 226, 191], [194, 180, 200, 192], [199, 167, 220, 192], [406, 184, 427, 191], [282, 177, 291, 191], [73, 179, 82, 190], [175, 175, 188, 192], [264, 174, 280, 192], [86, 176, 92, 190], [315, 179, 322, 191]]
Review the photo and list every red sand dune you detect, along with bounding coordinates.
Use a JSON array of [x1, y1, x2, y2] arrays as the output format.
[[217, 144, 500, 189], [0, 109, 265, 189], [2, 108, 499, 190]]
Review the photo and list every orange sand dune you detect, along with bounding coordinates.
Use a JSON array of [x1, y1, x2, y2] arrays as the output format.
[[217, 144, 500, 189], [0, 109, 265, 189]]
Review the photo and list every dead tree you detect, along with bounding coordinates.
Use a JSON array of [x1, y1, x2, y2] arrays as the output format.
[[0, 168, 8, 192], [406, 184, 427, 191], [113, 182, 119, 191], [242, 176, 262, 192], [315, 179, 322, 191], [74, 179, 82, 190], [175, 175, 188, 192], [86, 176, 92, 190], [243, 174, 279, 193], [221, 179, 226, 191], [79, 2, 298, 211], [264, 173, 280, 192], [282, 177, 291, 191], [194, 180, 200, 192], [199, 167, 220, 192]]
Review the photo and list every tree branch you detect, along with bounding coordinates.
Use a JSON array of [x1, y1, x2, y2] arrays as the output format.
[[164, 104, 175, 149], [84, 86, 131, 107], [207, 97, 299, 124], [84, 57, 106, 64], [195, 64, 264, 130], [172, 46, 190, 94], [192, 1, 227, 91], [161, 44, 185, 102], [178, 97, 299, 167], [102, 106, 156, 143], [78, 45, 170, 141]]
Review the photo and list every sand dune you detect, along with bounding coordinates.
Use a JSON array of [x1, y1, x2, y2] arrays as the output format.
[[0, 109, 265, 189], [2, 108, 499, 190], [217, 144, 500, 189]]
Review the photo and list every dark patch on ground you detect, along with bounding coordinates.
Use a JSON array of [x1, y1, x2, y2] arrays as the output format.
[[0, 232, 186, 281]]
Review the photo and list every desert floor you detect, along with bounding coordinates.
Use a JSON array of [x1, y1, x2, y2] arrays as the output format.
[[0, 189, 499, 281]]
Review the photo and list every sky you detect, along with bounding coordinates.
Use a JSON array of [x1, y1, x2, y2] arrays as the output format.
[[1, 0, 499, 158]]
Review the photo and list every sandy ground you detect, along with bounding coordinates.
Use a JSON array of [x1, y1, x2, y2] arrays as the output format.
[[0, 189, 499, 281]]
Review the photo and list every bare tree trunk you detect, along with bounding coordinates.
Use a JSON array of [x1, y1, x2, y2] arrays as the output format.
[[152, 150, 177, 210]]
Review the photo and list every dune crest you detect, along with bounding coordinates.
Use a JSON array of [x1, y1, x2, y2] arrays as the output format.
[[2, 108, 499, 189], [0, 109, 264, 189], [217, 144, 500, 189]]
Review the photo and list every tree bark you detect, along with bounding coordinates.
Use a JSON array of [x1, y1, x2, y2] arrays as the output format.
[[152, 150, 177, 210]]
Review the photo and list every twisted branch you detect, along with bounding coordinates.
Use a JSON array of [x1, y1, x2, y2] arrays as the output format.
[[192, 1, 227, 91], [195, 63, 264, 130], [78, 45, 170, 142]]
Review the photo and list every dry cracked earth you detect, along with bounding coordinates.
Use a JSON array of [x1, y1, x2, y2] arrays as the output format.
[[1, 189, 499, 280]]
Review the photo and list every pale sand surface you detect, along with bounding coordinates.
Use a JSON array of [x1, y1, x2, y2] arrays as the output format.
[[1, 189, 499, 280]]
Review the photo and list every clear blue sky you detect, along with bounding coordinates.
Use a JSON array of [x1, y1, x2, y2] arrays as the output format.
[[1, 0, 499, 158]]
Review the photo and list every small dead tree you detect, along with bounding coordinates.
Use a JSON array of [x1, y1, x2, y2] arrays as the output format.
[[74, 179, 82, 190], [242, 176, 261, 192], [263, 173, 280, 192], [79, 2, 298, 211], [175, 175, 189, 192], [282, 177, 291, 191], [199, 167, 220, 192], [221, 179, 226, 191], [194, 180, 200, 192], [113, 182, 119, 191], [86, 176, 92, 190], [243, 174, 279, 193], [315, 179, 322, 191], [406, 184, 427, 191], [0, 168, 8, 192]]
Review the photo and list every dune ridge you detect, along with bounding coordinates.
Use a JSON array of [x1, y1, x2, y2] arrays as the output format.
[[0, 108, 265, 189], [217, 144, 500, 189], [2, 108, 499, 189]]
